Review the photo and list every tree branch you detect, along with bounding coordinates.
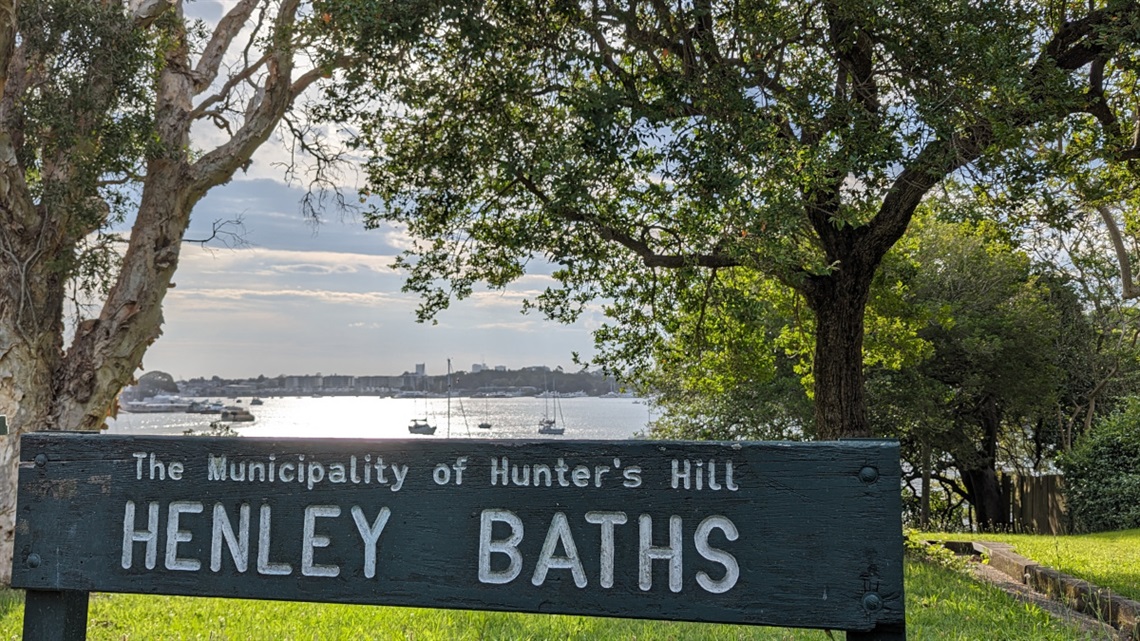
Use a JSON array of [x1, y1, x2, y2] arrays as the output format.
[[1096, 204, 1140, 299], [513, 171, 740, 269], [192, 0, 261, 94]]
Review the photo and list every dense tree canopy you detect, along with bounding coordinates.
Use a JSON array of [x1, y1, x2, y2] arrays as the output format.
[[330, 0, 1140, 439]]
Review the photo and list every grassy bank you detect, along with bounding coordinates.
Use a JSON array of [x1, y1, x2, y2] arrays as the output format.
[[932, 528, 1140, 602], [0, 559, 1094, 640]]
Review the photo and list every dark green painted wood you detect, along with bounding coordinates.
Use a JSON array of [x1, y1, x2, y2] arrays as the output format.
[[21, 590, 89, 641], [13, 434, 904, 635], [848, 621, 906, 640]]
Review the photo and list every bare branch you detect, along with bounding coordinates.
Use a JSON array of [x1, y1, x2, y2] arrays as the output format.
[[190, 52, 271, 121], [182, 216, 249, 248], [193, 0, 261, 94], [1096, 204, 1140, 299]]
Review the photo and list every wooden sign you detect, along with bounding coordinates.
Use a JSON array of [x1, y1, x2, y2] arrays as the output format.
[[13, 433, 904, 639]]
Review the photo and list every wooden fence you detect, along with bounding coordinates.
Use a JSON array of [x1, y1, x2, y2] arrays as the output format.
[[1000, 473, 1067, 535]]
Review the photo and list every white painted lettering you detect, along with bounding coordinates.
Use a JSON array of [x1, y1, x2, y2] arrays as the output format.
[[257, 505, 292, 575], [164, 500, 203, 571], [389, 464, 407, 492], [478, 509, 523, 584], [306, 462, 325, 490], [490, 457, 509, 486], [671, 460, 691, 489], [211, 503, 250, 572], [622, 467, 642, 488], [639, 514, 682, 592], [593, 465, 610, 487], [452, 457, 468, 485], [585, 511, 628, 588], [351, 506, 391, 579], [433, 463, 451, 485], [512, 464, 531, 487], [707, 460, 722, 491], [531, 512, 587, 588], [148, 453, 166, 481], [207, 455, 226, 481], [133, 452, 147, 480], [554, 458, 570, 486], [301, 505, 340, 577], [121, 500, 159, 570], [694, 516, 740, 594], [533, 464, 552, 487], [572, 466, 590, 488]]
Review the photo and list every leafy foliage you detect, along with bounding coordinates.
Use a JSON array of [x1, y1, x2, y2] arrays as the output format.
[[1061, 399, 1140, 532], [327, 0, 1140, 437]]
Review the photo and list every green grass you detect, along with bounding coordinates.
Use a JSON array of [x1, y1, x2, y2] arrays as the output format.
[[931, 528, 1140, 602], [0, 560, 1097, 640]]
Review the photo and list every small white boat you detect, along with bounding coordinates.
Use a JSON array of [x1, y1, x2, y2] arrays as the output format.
[[408, 418, 436, 435], [537, 418, 563, 435]]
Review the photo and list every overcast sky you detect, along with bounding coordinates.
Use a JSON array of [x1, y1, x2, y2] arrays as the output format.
[[141, 176, 601, 380]]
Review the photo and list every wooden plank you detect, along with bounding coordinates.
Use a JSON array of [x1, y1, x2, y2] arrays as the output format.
[[21, 590, 89, 641], [13, 434, 904, 633]]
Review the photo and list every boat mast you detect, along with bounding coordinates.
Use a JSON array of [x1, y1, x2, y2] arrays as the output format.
[[446, 358, 452, 439]]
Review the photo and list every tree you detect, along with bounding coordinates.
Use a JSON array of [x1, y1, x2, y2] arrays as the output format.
[[136, 371, 179, 397], [0, 0, 428, 581], [331, 0, 1140, 441], [868, 217, 1079, 530]]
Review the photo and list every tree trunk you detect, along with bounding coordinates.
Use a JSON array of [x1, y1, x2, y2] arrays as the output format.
[[0, 183, 73, 580], [959, 466, 1008, 532], [803, 269, 874, 439]]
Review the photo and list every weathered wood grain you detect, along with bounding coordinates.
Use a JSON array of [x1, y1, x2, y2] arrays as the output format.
[[13, 434, 904, 635]]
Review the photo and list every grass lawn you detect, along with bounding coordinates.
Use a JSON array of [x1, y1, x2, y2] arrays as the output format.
[[0, 560, 1096, 640], [931, 528, 1140, 602]]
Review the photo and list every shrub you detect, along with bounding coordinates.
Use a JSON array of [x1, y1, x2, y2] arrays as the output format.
[[1061, 399, 1140, 532]]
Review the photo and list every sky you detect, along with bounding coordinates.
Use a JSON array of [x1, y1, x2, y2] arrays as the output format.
[[121, 0, 605, 381], [143, 175, 604, 381]]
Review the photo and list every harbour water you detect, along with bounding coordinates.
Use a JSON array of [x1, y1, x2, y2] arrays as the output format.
[[104, 395, 654, 440]]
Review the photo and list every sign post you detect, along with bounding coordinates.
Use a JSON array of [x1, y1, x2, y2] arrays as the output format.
[[13, 433, 905, 639]]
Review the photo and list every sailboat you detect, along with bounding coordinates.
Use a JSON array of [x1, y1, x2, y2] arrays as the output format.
[[537, 373, 565, 435], [407, 373, 436, 435], [477, 389, 492, 430]]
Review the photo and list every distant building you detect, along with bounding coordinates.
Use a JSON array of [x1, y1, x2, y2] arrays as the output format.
[[472, 363, 485, 373], [322, 375, 354, 390], [494, 365, 507, 372], [415, 363, 426, 377]]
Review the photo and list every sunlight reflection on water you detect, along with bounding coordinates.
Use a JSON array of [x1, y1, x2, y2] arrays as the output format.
[[104, 396, 653, 440]]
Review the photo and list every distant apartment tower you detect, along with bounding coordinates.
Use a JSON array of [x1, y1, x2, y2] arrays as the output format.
[[415, 363, 426, 377], [472, 363, 485, 373]]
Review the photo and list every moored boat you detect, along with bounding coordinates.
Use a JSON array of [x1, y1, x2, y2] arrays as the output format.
[[408, 418, 436, 435]]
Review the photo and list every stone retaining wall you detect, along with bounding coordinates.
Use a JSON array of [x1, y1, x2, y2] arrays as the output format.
[[968, 540, 1140, 638]]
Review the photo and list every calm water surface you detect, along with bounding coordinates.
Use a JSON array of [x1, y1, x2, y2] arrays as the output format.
[[105, 396, 653, 440]]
